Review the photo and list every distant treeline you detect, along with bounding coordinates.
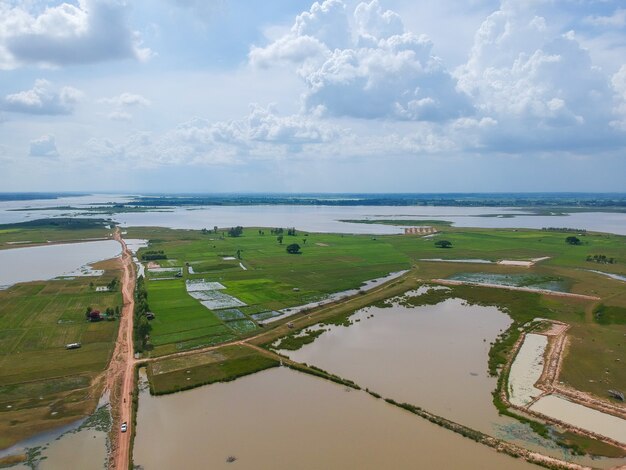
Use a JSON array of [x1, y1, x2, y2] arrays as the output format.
[[125, 193, 626, 208], [0, 217, 111, 230], [541, 227, 587, 233]]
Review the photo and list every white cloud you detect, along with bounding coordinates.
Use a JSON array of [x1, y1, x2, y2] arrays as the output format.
[[2, 79, 82, 115], [29, 134, 59, 157], [610, 64, 626, 130], [0, 0, 152, 69], [354, 0, 403, 41], [250, 1, 472, 122], [107, 110, 132, 121], [99, 92, 151, 107], [82, 104, 340, 166], [584, 8, 626, 28], [455, 2, 619, 150]]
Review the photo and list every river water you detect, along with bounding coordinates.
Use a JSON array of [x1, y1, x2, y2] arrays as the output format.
[[134, 367, 537, 470], [1, 194, 626, 235]]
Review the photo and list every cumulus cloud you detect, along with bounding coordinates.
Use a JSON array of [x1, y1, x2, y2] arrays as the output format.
[[250, 0, 471, 122], [610, 64, 626, 130], [29, 134, 59, 157], [99, 92, 150, 121], [2, 79, 82, 115], [99, 92, 151, 107], [455, 1, 621, 151], [83, 104, 340, 166], [0, 0, 152, 69]]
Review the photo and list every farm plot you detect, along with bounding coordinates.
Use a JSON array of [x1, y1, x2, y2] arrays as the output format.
[[147, 267, 182, 280], [185, 279, 247, 310], [215, 309, 246, 321]]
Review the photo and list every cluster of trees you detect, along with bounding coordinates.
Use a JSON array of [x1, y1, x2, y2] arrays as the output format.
[[107, 277, 118, 291], [228, 226, 244, 237], [84, 306, 119, 322], [586, 254, 617, 264], [141, 250, 167, 261], [201, 226, 219, 234], [435, 240, 453, 248], [270, 227, 297, 236], [286, 243, 301, 254], [134, 276, 152, 352], [566, 236, 582, 245]]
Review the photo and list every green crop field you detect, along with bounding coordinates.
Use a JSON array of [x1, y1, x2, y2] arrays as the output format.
[[0, 257, 122, 449]]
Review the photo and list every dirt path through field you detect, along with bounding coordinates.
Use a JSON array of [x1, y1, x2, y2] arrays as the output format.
[[106, 230, 135, 470]]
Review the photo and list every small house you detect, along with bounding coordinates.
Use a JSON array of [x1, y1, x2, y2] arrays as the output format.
[[89, 310, 102, 322], [66, 342, 81, 350]]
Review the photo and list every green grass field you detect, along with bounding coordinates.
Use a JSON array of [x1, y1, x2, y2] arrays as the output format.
[[0, 257, 122, 449], [147, 344, 279, 395], [0, 218, 113, 249]]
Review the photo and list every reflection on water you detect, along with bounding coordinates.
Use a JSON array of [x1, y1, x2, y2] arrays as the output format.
[[0, 240, 121, 289], [134, 367, 536, 470]]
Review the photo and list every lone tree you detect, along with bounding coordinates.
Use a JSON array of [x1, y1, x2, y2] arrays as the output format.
[[566, 236, 581, 245], [277, 235, 283, 244], [435, 240, 453, 248], [286, 243, 301, 254]]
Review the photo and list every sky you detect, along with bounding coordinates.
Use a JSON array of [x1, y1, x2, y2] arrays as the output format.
[[0, 0, 625, 193]]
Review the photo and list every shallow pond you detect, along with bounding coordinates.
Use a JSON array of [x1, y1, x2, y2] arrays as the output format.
[[133, 367, 537, 470], [0, 240, 121, 289]]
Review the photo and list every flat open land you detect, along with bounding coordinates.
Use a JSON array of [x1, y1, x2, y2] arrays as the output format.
[[2, 220, 625, 467], [0, 257, 122, 449]]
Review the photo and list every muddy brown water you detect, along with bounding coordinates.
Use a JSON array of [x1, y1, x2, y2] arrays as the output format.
[[279, 298, 511, 434], [277, 297, 626, 468], [134, 367, 537, 469]]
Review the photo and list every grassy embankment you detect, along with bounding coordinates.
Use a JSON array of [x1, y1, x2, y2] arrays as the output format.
[[0, 252, 122, 449], [0, 218, 113, 249]]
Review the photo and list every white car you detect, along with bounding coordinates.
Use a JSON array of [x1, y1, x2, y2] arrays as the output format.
[[121, 422, 127, 433]]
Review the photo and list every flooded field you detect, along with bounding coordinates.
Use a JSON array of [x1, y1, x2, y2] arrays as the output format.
[[276, 298, 514, 434], [447, 273, 567, 292], [0, 240, 121, 289], [134, 367, 537, 470], [530, 395, 626, 445], [508, 334, 548, 407], [2, 406, 109, 470]]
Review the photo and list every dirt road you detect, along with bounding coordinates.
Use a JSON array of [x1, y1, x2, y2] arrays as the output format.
[[107, 230, 136, 470]]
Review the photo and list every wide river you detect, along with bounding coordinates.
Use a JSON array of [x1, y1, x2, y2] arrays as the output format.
[[2, 194, 626, 234]]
